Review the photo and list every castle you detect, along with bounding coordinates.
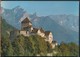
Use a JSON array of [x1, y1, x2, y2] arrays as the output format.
[[10, 17, 58, 49]]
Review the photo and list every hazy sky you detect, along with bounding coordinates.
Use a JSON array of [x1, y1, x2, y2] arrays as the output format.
[[1, 1, 79, 16]]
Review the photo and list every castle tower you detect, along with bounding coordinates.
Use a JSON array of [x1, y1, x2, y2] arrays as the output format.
[[21, 17, 33, 32]]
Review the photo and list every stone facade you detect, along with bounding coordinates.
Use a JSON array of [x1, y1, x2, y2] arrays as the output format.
[[45, 31, 53, 43], [37, 29, 45, 38], [21, 17, 32, 30], [20, 30, 29, 36], [51, 41, 58, 49], [48, 32, 53, 43]]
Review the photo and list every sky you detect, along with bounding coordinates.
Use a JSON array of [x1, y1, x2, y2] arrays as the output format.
[[1, 1, 79, 16]]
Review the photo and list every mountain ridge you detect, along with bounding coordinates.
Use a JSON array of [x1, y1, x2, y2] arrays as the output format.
[[2, 6, 79, 44]]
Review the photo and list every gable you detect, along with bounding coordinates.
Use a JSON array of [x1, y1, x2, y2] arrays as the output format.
[[45, 31, 51, 36], [21, 17, 30, 23]]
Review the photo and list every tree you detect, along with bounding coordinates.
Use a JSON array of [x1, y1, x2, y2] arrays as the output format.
[[55, 42, 79, 56], [68, 42, 79, 56], [46, 42, 53, 53], [12, 35, 25, 56], [2, 36, 14, 56]]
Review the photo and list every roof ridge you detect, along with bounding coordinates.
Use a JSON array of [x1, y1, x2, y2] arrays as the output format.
[[21, 17, 30, 23]]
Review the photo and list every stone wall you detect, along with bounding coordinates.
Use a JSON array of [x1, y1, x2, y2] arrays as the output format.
[[44, 32, 53, 43], [48, 32, 53, 43], [21, 22, 32, 30], [20, 30, 27, 36], [20, 30, 29, 36]]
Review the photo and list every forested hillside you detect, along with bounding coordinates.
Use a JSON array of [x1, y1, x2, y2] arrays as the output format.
[[1, 19, 79, 56]]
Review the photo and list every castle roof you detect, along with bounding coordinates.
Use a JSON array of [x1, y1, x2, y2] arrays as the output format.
[[32, 28, 39, 33], [21, 17, 30, 23], [45, 31, 51, 36], [40, 28, 45, 33]]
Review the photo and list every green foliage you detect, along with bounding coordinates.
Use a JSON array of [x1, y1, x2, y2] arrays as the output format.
[[1, 19, 15, 56], [12, 35, 25, 56], [1, 36, 14, 56], [31, 35, 47, 54], [46, 42, 53, 53], [23, 35, 48, 56], [11, 35, 49, 56], [68, 42, 79, 56], [24, 36, 35, 56], [54, 42, 79, 56]]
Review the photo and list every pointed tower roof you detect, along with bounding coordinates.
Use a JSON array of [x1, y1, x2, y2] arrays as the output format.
[[21, 17, 30, 23], [45, 31, 51, 36]]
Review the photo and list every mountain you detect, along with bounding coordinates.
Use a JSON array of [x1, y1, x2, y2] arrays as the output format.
[[2, 6, 27, 29], [2, 6, 79, 44], [2, 6, 79, 32], [30, 16, 79, 44], [49, 15, 79, 32], [1, 18, 16, 36]]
